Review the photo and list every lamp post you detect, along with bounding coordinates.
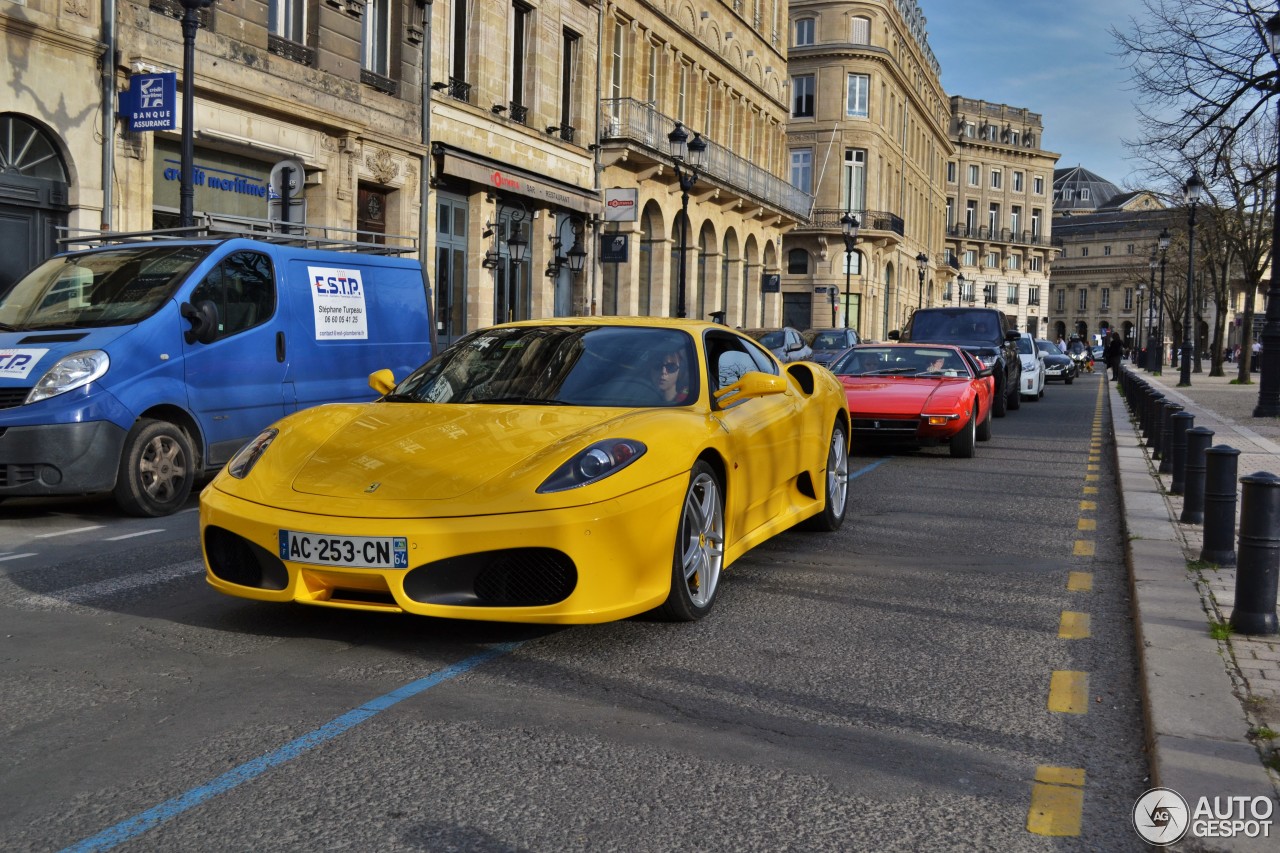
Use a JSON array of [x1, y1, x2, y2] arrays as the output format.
[[667, 121, 707, 319], [1145, 251, 1156, 370], [179, 0, 215, 228], [1179, 169, 1204, 386], [1256, 11, 1280, 414], [955, 272, 965, 305], [915, 252, 929, 311], [1155, 228, 1171, 376], [841, 213, 860, 330], [1136, 283, 1146, 368]]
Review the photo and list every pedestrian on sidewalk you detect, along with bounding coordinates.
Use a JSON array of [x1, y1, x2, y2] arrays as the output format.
[[1105, 331, 1124, 380]]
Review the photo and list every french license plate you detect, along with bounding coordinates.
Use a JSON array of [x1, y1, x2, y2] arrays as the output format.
[[279, 530, 409, 569]]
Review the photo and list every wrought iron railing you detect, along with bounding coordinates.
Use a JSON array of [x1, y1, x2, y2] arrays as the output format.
[[600, 98, 812, 219], [948, 223, 1049, 247], [794, 208, 905, 236], [448, 77, 472, 104]]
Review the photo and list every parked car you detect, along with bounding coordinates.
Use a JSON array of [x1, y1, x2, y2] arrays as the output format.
[[1037, 339, 1078, 384], [201, 318, 851, 624], [1017, 332, 1046, 401], [889, 306, 1022, 417], [829, 343, 994, 458], [804, 328, 861, 367], [745, 327, 813, 362], [0, 230, 433, 516]]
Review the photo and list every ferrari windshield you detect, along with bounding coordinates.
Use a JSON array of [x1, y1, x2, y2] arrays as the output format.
[[830, 346, 972, 377], [387, 325, 701, 407], [0, 245, 211, 331]]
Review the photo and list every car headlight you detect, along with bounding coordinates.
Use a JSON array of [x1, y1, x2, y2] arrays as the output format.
[[25, 350, 110, 404], [227, 429, 278, 479], [538, 438, 646, 493]]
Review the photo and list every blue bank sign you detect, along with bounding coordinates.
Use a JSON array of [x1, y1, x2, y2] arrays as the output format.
[[119, 72, 177, 132]]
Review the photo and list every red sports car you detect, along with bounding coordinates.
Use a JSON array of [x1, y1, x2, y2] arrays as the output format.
[[828, 343, 995, 457]]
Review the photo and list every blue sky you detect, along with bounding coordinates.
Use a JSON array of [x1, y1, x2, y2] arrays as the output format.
[[924, 0, 1148, 188]]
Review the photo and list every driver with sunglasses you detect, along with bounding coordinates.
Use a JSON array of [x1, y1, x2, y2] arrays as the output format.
[[651, 349, 690, 404]]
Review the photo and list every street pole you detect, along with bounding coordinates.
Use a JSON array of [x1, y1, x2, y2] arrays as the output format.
[[1180, 170, 1204, 387], [915, 252, 928, 312], [178, 0, 213, 229], [1156, 229, 1170, 376], [667, 122, 706, 320], [1137, 285, 1146, 368], [841, 213, 859, 331], [1257, 12, 1280, 414]]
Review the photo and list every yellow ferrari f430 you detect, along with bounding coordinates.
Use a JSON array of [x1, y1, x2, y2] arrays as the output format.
[[200, 318, 850, 623]]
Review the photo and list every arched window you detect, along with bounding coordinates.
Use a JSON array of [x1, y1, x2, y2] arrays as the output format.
[[0, 114, 67, 181], [787, 248, 808, 274], [851, 16, 870, 45], [794, 18, 815, 46]]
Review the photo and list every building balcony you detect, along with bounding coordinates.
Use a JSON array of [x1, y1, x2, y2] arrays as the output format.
[[949, 223, 1049, 247], [599, 98, 813, 222], [789, 208, 905, 250]]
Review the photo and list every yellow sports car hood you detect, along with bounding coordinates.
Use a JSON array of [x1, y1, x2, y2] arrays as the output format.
[[214, 401, 703, 518]]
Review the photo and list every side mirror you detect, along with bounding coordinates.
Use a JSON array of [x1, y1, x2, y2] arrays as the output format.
[[180, 300, 219, 345], [976, 364, 995, 378], [368, 369, 396, 396], [1005, 329, 1020, 342], [887, 330, 900, 340], [714, 371, 788, 407]]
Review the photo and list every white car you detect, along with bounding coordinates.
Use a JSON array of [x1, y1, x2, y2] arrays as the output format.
[[1017, 332, 1045, 400]]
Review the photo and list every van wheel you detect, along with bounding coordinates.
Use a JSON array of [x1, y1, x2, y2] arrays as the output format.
[[1007, 382, 1021, 410], [114, 419, 196, 517], [992, 380, 1008, 417]]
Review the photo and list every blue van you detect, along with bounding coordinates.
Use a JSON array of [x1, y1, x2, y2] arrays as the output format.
[[0, 233, 432, 516]]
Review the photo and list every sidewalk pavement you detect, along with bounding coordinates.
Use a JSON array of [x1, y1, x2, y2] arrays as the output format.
[[1113, 361, 1280, 850]]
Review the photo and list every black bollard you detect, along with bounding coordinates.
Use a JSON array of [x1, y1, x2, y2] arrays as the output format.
[[1180, 426, 1213, 523], [1231, 472, 1280, 635], [1158, 402, 1183, 472], [1145, 393, 1164, 447], [1202, 445, 1240, 566], [1169, 411, 1194, 495]]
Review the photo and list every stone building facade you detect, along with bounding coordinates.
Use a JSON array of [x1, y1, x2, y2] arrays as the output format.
[[594, 0, 804, 329], [780, 0, 950, 340], [943, 97, 1058, 338]]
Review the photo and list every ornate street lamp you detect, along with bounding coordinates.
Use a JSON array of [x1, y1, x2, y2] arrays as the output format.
[[841, 212, 860, 330], [1179, 169, 1204, 386], [1145, 251, 1156, 370], [667, 121, 707, 318], [1155, 228, 1171, 376], [179, 0, 215, 228], [915, 252, 929, 310], [1256, 11, 1280, 414], [1136, 283, 1146, 368], [955, 272, 966, 305]]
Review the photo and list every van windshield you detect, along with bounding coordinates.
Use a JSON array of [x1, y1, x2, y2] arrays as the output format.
[[0, 245, 211, 331], [906, 310, 1003, 345]]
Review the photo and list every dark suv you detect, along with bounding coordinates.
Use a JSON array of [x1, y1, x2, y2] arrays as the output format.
[[891, 307, 1023, 417]]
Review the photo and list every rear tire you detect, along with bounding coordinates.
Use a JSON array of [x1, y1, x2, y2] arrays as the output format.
[[113, 419, 196, 517], [950, 412, 976, 458], [653, 461, 725, 621], [799, 421, 850, 532]]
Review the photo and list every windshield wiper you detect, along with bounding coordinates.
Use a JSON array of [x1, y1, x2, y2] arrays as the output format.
[[481, 396, 570, 405]]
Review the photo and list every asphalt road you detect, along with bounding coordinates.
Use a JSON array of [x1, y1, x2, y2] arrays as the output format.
[[0, 372, 1151, 852]]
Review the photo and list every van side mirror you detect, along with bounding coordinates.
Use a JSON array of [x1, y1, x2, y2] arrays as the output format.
[[180, 300, 219, 345], [1005, 329, 1020, 342], [887, 330, 900, 340]]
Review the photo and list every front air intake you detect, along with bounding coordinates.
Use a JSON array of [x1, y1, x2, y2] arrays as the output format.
[[205, 526, 289, 590], [403, 548, 577, 607]]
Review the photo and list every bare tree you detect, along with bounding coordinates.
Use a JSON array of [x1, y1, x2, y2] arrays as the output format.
[[1114, 1, 1276, 381]]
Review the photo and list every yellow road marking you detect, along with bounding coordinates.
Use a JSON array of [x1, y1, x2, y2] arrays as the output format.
[[1083, 486, 1098, 495], [1048, 670, 1089, 713], [1077, 519, 1096, 531], [1086, 464, 1099, 472], [1028, 766, 1086, 836], [1068, 571, 1093, 591], [1079, 500, 1096, 511], [1059, 611, 1091, 639], [1073, 540, 1095, 556], [1085, 473, 1099, 482]]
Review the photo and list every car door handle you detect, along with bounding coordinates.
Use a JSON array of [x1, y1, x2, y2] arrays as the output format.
[[276, 331, 286, 363]]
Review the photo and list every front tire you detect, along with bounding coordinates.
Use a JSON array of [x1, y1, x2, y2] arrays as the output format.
[[976, 407, 992, 442], [799, 421, 850, 532], [653, 461, 725, 621], [1007, 376, 1021, 410], [950, 412, 977, 458], [113, 419, 196, 517], [992, 379, 1008, 418]]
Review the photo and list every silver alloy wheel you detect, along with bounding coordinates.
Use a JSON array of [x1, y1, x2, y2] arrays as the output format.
[[139, 433, 189, 503], [679, 470, 725, 608], [826, 426, 849, 519]]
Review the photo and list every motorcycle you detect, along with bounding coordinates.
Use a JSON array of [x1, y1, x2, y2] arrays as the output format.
[[1070, 349, 1094, 373]]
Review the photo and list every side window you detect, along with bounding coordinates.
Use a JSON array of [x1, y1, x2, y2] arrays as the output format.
[[188, 251, 275, 339]]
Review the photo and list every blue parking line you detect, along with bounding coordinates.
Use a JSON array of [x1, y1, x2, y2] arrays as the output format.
[[60, 641, 525, 853], [848, 457, 892, 480]]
